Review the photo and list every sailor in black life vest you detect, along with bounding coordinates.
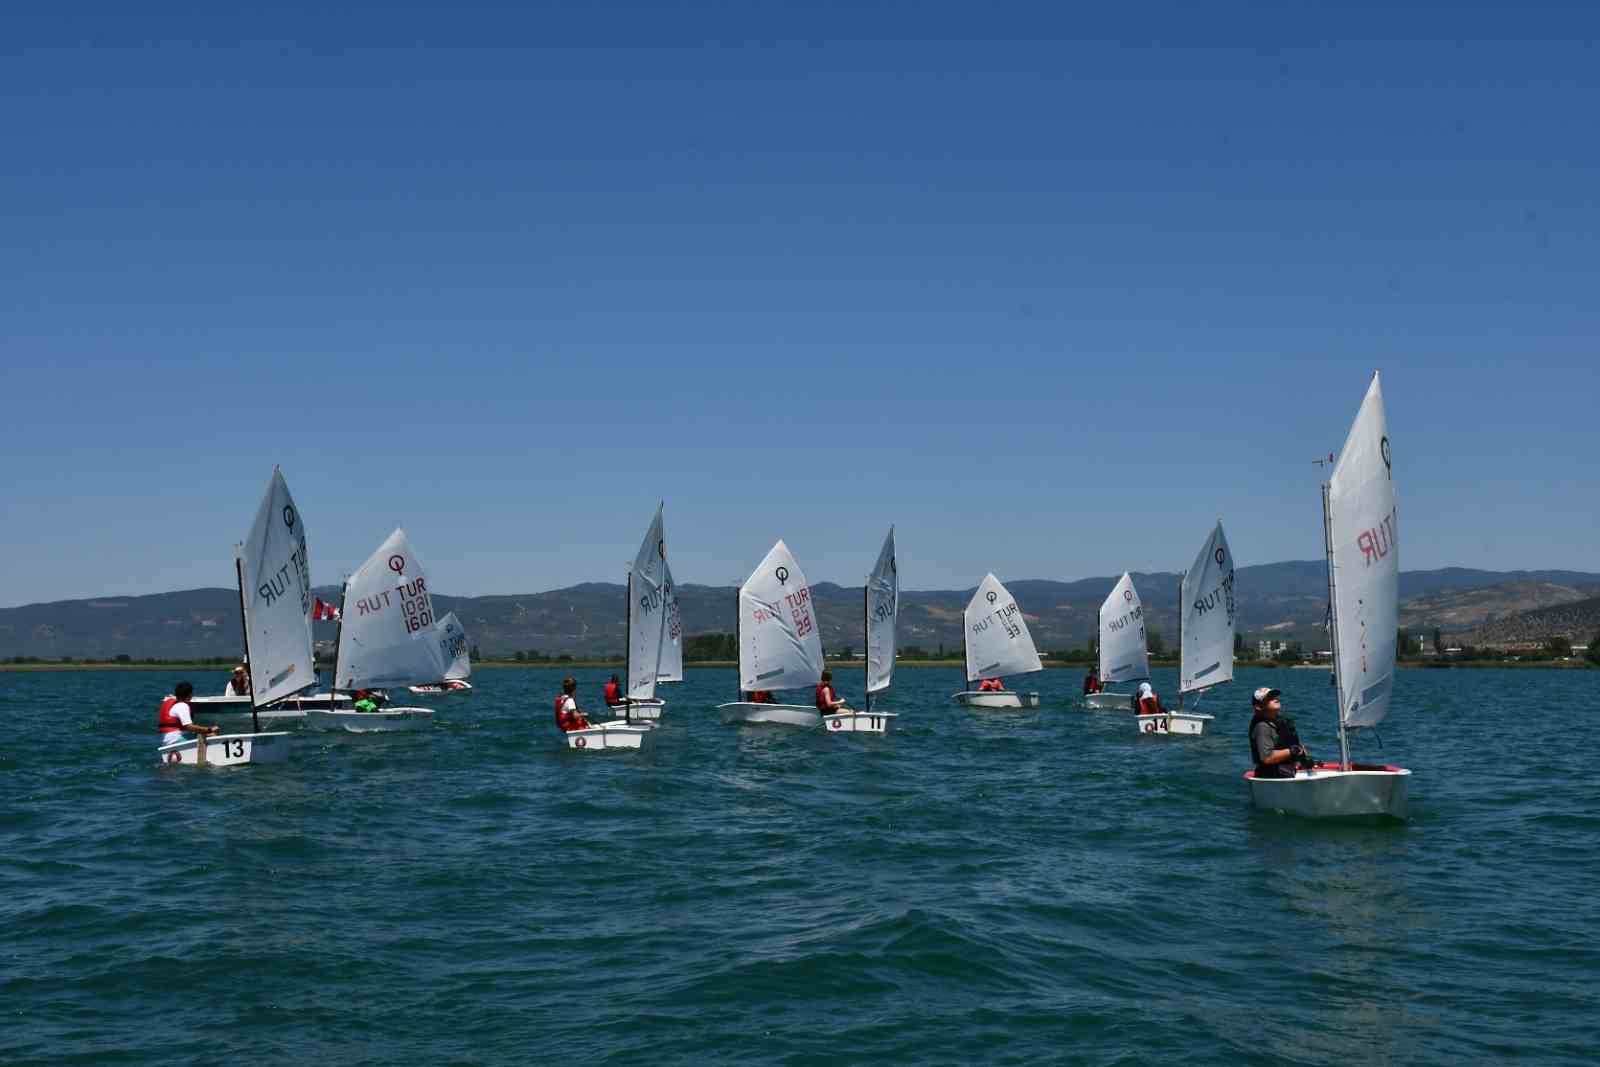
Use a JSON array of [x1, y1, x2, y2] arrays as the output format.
[[1249, 687, 1313, 778]]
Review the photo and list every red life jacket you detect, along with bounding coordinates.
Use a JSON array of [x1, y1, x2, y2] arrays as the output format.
[[554, 695, 587, 732], [815, 684, 834, 711], [603, 681, 623, 706], [1137, 695, 1161, 716], [158, 695, 185, 734]]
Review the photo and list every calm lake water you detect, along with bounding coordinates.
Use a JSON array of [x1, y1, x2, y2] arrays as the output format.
[[2, 666, 1595, 1065]]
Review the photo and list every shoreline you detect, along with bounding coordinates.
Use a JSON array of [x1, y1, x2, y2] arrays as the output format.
[[2, 659, 1589, 673]]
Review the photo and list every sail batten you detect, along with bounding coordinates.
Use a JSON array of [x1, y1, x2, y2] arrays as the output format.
[[626, 506, 669, 700], [1180, 523, 1236, 695], [1328, 372, 1398, 730], [1098, 573, 1149, 684], [737, 541, 825, 693], [866, 527, 897, 695], [237, 468, 314, 707], [962, 574, 1042, 683]]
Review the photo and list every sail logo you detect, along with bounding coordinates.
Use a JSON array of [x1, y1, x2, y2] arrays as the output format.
[[1356, 509, 1397, 568], [1106, 606, 1142, 632]]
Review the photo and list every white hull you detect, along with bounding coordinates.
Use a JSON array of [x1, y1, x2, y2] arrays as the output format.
[[1083, 691, 1129, 710], [304, 708, 434, 733], [1246, 763, 1411, 820], [717, 702, 822, 728], [952, 691, 1040, 709], [563, 720, 651, 750], [822, 711, 897, 734], [158, 732, 291, 766], [189, 707, 311, 730], [408, 681, 474, 694], [1134, 712, 1214, 736], [606, 698, 664, 721]]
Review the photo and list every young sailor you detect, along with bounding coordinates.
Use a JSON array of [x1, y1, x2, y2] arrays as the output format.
[[745, 690, 775, 704], [977, 677, 1006, 692], [603, 673, 627, 708], [1133, 681, 1165, 715], [158, 682, 219, 748], [352, 690, 380, 713], [1248, 687, 1310, 779], [1082, 666, 1102, 695], [554, 677, 592, 732], [815, 670, 848, 714], [224, 664, 251, 697]]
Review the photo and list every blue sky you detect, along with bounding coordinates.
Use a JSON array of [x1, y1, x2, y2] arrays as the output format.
[[3, 1, 1597, 606]]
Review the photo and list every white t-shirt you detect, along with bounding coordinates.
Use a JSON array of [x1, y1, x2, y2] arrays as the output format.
[[160, 701, 195, 746], [224, 681, 249, 696]]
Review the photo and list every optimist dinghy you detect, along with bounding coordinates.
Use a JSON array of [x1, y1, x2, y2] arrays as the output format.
[[951, 574, 1042, 709], [1086, 574, 1148, 710], [408, 619, 474, 695], [822, 526, 900, 735], [1137, 523, 1235, 737], [1246, 372, 1410, 820], [167, 467, 317, 766], [611, 505, 672, 723], [717, 540, 827, 728], [304, 529, 439, 733]]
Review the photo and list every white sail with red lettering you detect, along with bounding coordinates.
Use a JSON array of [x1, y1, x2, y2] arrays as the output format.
[[737, 540, 824, 694], [1329, 372, 1398, 730], [334, 528, 445, 690], [237, 467, 315, 707]]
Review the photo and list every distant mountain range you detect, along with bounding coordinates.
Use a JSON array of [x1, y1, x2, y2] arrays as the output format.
[[3, 564, 1597, 660]]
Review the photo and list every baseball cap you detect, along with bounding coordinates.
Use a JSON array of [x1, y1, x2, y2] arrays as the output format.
[[1252, 687, 1281, 705]]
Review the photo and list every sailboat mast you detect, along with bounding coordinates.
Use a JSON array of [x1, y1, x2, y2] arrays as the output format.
[[1322, 482, 1351, 771], [1176, 570, 1184, 711], [624, 562, 632, 722], [331, 579, 347, 700], [863, 581, 870, 713], [734, 584, 741, 702], [235, 557, 260, 735]]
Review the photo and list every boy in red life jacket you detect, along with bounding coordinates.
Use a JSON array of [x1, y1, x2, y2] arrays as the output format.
[[977, 677, 1005, 692], [603, 674, 626, 707], [1134, 681, 1165, 716], [746, 690, 774, 703], [815, 670, 848, 714], [158, 681, 219, 747], [553, 676, 592, 732], [1083, 667, 1102, 695]]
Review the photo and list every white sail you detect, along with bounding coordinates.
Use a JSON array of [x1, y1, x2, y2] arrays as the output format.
[[738, 540, 825, 694], [334, 528, 446, 690], [866, 526, 897, 694], [237, 467, 314, 706], [1329, 372, 1398, 730], [1098, 572, 1149, 684], [963, 574, 1042, 683], [657, 560, 683, 683], [626, 505, 669, 700], [436, 612, 471, 681], [1180, 522, 1236, 695]]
